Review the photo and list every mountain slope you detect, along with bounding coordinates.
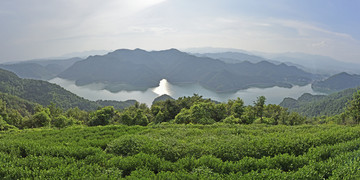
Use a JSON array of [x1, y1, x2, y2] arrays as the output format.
[[312, 72, 360, 93], [0, 92, 38, 116], [280, 88, 357, 117], [59, 49, 315, 92], [0, 63, 56, 80], [0, 68, 134, 110]]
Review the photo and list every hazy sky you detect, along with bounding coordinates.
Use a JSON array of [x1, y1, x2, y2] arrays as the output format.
[[1, 0, 360, 63]]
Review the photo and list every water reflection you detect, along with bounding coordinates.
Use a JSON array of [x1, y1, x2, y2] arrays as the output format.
[[152, 79, 172, 96], [49, 78, 325, 106]]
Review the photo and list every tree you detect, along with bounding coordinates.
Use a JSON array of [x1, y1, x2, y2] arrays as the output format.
[[47, 102, 63, 118], [32, 111, 51, 128], [0, 99, 8, 122], [88, 106, 115, 126], [254, 96, 266, 122], [153, 110, 166, 124], [52, 115, 73, 128], [346, 90, 360, 124], [66, 107, 88, 124], [134, 110, 149, 126], [6, 109, 23, 128], [242, 106, 256, 124], [213, 103, 227, 122], [264, 104, 285, 125], [174, 102, 216, 125], [229, 98, 245, 119], [0, 116, 17, 131], [119, 112, 133, 125]]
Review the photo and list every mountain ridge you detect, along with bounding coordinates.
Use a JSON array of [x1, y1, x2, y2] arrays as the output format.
[[59, 48, 315, 93]]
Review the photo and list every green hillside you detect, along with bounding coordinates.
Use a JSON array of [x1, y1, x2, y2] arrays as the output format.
[[0, 68, 134, 111], [280, 88, 357, 117], [312, 72, 360, 93]]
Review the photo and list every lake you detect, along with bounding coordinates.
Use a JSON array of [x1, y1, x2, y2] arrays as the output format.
[[49, 78, 325, 106]]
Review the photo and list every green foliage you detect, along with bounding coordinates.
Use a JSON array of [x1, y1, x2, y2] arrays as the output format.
[[52, 115, 73, 128], [175, 102, 216, 125], [117, 103, 151, 126], [0, 116, 17, 131], [106, 135, 150, 156], [31, 110, 51, 128], [254, 96, 266, 122], [346, 90, 360, 123], [222, 115, 240, 124], [88, 106, 115, 126], [280, 88, 357, 117]]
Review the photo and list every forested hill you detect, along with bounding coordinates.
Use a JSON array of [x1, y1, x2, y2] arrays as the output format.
[[0, 68, 135, 110], [280, 88, 357, 117], [59, 49, 315, 92], [312, 72, 360, 93]]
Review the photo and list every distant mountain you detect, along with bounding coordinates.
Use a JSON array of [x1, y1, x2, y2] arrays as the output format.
[[185, 47, 360, 75], [0, 58, 82, 80], [252, 52, 360, 75], [59, 49, 315, 92], [312, 72, 360, 93], [0, 68, 134, 110], [0, 63, 56, 80], [192, 52, 279, 64], [280, 88, 357, 117], [183, 47, 250, 54]]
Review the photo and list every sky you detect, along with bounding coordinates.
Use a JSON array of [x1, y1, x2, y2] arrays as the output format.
[[0, 0, 360, 63]]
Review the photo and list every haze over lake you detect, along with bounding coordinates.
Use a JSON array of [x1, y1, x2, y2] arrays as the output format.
[[50, 78, 325, 105]]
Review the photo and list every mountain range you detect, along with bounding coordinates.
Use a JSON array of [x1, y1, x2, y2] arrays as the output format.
[[2, 48, 359, 95], [58, 48, 315, 92], [185, 47, 360, 75]]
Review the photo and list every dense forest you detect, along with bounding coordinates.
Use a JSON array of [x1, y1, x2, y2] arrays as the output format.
[[2, 89, 360, 131]]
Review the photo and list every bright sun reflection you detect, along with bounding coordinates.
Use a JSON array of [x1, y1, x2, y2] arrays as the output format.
[[152, 79, 172, 96]]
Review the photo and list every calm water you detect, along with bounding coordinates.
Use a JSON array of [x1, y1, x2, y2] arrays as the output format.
[[49, 78, 325, 105]]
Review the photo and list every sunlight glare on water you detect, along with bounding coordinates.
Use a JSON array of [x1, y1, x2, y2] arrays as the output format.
[[152, 79, 172, 96]]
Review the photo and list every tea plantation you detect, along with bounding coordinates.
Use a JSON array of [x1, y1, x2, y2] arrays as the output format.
[[1, 124, 360, 179]]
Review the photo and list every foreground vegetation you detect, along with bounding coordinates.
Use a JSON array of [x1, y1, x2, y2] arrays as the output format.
[[2, 66, 360, 178], [1, 124, 360, 179]]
